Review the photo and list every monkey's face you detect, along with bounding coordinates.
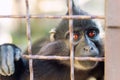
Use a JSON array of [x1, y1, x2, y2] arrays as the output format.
[[64, 20, 104, 70], [74, 28, 99, 70]]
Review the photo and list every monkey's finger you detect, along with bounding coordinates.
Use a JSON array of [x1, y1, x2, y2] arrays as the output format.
[[0, 46, 9, 76], [1, 62, 10, 76], [14, 48, 22, 61], [0, 67, 7, 76], [7, 46, 15, 75], [0, 68, 5, 76]]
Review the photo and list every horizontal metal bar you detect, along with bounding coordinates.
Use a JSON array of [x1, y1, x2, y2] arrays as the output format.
[[107, 26, 120, 29], [22, 55, 104, 62], [0, 15, 105, 19], [0, 15, 25, 18]]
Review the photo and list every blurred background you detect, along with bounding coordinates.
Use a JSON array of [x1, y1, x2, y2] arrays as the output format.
[[0, 0, 105, 50]]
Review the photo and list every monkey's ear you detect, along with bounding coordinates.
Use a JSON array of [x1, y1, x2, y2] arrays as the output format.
[[49, 28, 56, 42]]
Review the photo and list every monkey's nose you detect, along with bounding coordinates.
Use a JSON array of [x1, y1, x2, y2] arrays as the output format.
[[83, 46, 93, 51]]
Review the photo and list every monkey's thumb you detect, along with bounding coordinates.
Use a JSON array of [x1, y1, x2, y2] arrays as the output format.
[[14, 48, 22, 61]]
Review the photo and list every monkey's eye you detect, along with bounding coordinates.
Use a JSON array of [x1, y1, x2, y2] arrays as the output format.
[[65, 31, 80, 41], [73, 34, 79, 41], [73, 32, 81, 41], [87, 29, 98, 38]]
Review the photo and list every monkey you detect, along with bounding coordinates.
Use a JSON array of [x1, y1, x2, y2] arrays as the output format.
[[0, 0, 104, 80]]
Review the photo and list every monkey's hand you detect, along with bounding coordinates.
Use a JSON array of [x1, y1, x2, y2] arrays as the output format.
[[0, 44, 21, 76]]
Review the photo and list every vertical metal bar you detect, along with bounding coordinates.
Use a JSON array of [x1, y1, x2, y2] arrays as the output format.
[[103, 1, 106, 80], [104, 1, 107, 80], [68, 0, 74, 80], [105, 0, 120, 80], [25, 0, 34, 80]]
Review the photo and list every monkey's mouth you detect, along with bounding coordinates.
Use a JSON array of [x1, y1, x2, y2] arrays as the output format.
[[74, 60, 98, 70]]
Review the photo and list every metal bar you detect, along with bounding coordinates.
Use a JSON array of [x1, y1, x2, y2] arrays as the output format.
[[30, 15, 105, 19], [107, 26, 120, 29], [0, 15, 105, 19], [25, 0, 34, 80], [105, 0, 120, 80], [0, 15, 25, 18], [22, 55, 104, 61], [68, 0, 74, 80]]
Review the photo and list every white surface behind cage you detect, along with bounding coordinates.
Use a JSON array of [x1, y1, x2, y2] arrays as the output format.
[[0, 0, 13, 44], [0, 32, 12, 45]]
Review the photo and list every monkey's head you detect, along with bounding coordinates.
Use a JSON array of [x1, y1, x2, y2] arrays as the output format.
[[53, 4, 104, 70]]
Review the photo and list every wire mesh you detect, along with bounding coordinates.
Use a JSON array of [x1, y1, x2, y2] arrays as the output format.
[[0, 0, 105, 80]]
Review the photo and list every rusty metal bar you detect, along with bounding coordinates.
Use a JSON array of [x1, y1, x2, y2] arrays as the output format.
[[0, 15, 25, 18], [108, 26, 120, 29], [0, 15, 105, 19], [31, 15, 105, 19], [22, 55, 104, 61], [68, 0, 74, 80], [25, 0, 34, 80], [105, 0, 120, 80]]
